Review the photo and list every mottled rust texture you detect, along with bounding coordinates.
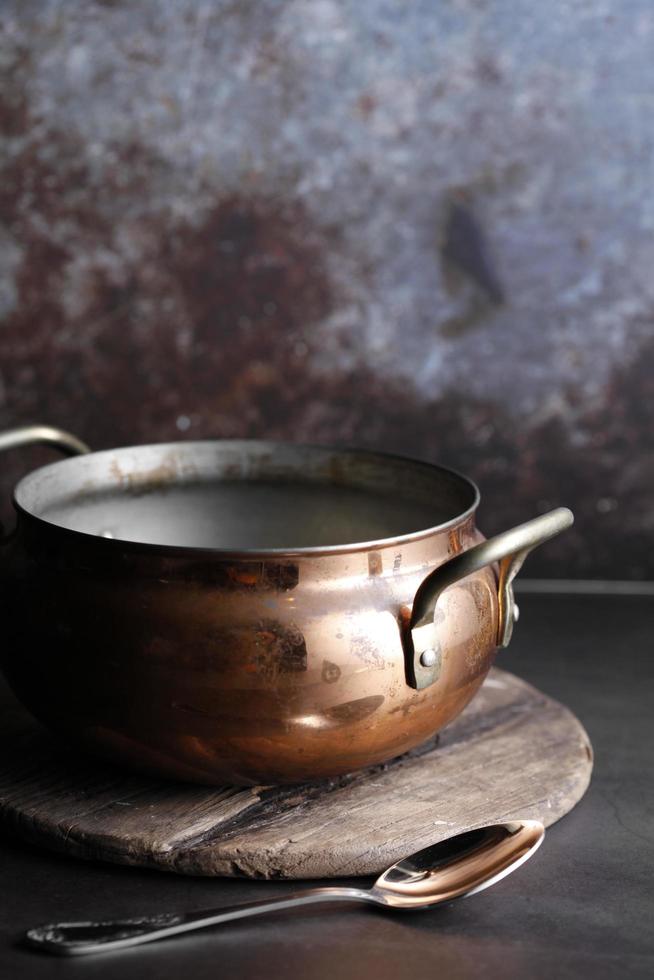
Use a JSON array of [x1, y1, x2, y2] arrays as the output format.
[[1, 1, 653, 577]]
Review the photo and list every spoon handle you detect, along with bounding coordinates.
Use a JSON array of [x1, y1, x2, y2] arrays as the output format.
[[25, 886, 374, 956]]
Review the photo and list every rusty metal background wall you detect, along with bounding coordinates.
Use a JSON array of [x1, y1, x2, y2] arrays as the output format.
[[1, 1, 653, 578]]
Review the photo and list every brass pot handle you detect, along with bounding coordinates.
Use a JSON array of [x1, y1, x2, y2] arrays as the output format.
[[0, 425, 90, 541], [0, 425, 90, 458], [405, 508, 574, 689]]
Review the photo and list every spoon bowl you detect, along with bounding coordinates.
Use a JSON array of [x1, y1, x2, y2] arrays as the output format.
[[371, 820, 544, 908]]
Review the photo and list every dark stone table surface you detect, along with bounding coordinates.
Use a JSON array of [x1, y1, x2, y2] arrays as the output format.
[[0, 592, 652, 979]]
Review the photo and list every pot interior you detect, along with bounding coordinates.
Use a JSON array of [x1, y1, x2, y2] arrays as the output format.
[[15, 441, 478, 552]]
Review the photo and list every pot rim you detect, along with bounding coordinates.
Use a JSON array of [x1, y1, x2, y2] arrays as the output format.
[[11, 439, 481, 559]]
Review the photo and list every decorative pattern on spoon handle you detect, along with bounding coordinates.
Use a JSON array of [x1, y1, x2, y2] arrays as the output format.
[[25, 888, 373, 956]]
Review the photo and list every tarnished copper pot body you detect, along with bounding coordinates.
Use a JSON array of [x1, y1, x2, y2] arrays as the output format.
[[0, 428, 572, 785]]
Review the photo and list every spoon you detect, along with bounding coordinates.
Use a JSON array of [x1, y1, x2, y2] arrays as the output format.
[[25, 820, 544, 956]]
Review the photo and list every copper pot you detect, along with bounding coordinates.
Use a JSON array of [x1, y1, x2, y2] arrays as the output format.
[[0, 426, 572, 785]]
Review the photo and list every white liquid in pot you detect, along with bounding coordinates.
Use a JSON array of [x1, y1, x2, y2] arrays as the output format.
[[39, 481, 449, 550]]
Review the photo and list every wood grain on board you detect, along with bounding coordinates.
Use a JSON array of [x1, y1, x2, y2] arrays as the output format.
[[0, 668, 592, 879]]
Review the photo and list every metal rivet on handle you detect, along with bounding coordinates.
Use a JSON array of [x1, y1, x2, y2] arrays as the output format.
[[420, 649, 438, 668]]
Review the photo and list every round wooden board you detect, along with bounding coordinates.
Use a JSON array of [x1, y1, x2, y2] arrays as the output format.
[[0, 668, 592, 879]]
